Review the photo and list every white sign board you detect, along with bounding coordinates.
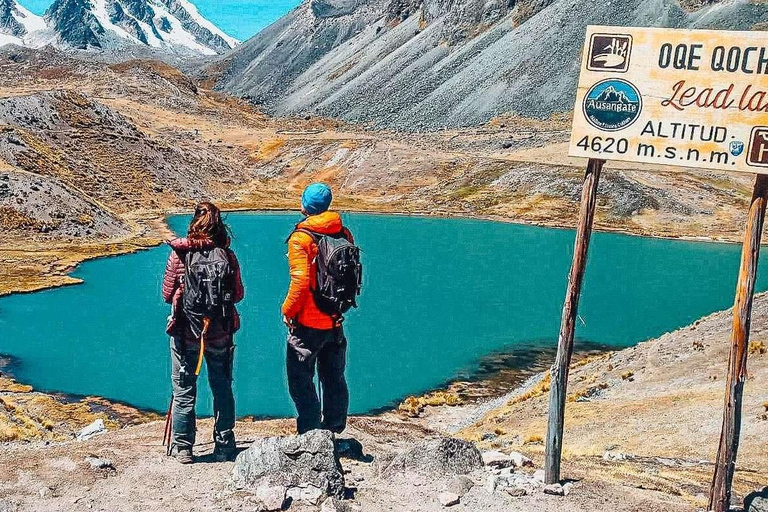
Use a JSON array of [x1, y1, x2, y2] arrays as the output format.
[[569, 26, 768, 173]]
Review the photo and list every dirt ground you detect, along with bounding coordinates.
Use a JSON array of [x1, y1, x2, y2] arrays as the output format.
[[0, 414, 699, 512]]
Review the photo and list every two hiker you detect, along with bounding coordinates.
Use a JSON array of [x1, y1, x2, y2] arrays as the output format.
[[162, 184, 361, 463]]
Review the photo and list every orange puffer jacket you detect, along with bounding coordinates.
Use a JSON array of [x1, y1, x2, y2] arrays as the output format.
[[281, 211, 353, 330]]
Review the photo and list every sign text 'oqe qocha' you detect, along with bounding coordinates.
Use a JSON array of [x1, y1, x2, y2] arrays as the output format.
[[545, 25, 768, 512]]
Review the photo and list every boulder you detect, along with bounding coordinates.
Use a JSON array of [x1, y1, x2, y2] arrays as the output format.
[[379, 437, 483, 478], [232, 430, 345, 499]]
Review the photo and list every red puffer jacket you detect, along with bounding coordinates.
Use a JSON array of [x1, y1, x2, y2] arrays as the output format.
[[162, 237, 244, 344]]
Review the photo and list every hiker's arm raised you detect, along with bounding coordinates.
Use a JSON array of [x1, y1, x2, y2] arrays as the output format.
[[162, 251, 181, 304], [281, 233, 311, 320]]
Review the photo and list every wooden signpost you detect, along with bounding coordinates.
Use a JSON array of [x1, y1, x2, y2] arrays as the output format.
[[547, 25, 768, 507], [544, 158, 603, 484]]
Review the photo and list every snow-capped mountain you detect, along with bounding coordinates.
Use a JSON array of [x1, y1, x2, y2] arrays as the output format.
[[0, 0, 237, 57], [0, 0, 46, 47]]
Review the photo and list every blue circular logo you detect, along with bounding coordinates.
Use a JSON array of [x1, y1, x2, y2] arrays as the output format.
[[583, 79, 642, 132]]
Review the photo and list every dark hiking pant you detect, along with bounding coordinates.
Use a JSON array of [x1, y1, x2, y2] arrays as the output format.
[[286, 325, 349, 435], [170, 336, 235, 451]]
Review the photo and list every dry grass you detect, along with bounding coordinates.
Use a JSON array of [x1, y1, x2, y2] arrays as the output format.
[[523, 433, 543, 444], [749, 340, 766, 355], [508, 374, 551, 406], [398, 390, 462, 417], [567, 382, 609, 403]]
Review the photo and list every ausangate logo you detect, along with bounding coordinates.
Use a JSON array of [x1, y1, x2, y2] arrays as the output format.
[[583, 79, 643, 132]]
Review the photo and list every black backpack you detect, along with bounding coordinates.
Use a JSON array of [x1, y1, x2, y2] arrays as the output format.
[[294, 228, 362, 317], [182, 247, 236, 337]]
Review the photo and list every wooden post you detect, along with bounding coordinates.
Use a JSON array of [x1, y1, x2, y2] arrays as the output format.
[[709, 173, 768, 512], [544, 158, 604, 485]]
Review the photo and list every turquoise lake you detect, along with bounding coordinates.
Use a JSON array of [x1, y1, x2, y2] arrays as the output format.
[[0, 212, 765, 417], [19, 0, 301, 41]]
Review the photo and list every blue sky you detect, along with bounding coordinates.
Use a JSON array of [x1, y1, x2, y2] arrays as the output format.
[[17, 0, 302, 41]]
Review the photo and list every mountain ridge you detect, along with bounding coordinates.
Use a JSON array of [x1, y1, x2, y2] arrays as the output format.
[[0, 0, 238, 58], [207, 0, 768, 131]]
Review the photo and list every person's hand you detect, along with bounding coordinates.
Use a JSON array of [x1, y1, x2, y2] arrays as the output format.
[[282, 315, 295, 330]]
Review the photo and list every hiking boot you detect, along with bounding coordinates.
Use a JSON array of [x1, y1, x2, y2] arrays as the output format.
[[173, 447, 193, 464], [213, 445, 236, 462]]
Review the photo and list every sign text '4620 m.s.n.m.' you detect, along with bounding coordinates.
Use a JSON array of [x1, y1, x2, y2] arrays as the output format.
[[569, 26, 768, 173]]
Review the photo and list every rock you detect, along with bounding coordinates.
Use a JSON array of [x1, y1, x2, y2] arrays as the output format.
[[746, 489, 768, 512], [232, 430, 344, 499], [76, 419, 106, 441], [84, 456, 114, 470], [543, 483, 564, 496], [446, 475, 474, 496], [321, 497, 349, 512], [438, 492, 460, 507], [562, 482, 573, 496], [254, 485, 286, 511], [286, 484, 324, 505], [482, 450, 512, 469], [505, 487, 527, 497], [485, 475, 500, 493], [533, 469, 545, 483], [603, 450, 627, 461], [508, 452, 534, 468], [380, 437, 483, 478]]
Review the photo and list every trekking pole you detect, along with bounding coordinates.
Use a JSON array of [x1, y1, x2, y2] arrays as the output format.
[[195, 317, 211, 376], [163, 396, 173, 456]]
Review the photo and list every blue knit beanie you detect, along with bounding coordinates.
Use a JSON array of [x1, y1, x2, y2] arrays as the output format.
[[301, 183, 333, 215]]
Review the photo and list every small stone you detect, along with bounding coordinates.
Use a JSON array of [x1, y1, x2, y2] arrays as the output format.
[[533, 469, 545, 483], [321, 497, 348, 512], [747, 492, 768, 512], [507, 452, 534, 468], [482, 450, 512, 469], [77, 419, 107, 441], [254, 485, 286, 511], [438, 492, 460, 507], [603, 450, 627, 461], [505, 487, 527, 497], [301, 485, 324, 505], [562, 482, 573, 496], [446, 475, 474, 497], [543, 483, 564, 496], [84, 456, 114, 470], [485, 475, 500, 493]]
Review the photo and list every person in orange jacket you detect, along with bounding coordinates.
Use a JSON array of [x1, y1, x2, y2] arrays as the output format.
[[282, 183, 352, 434]]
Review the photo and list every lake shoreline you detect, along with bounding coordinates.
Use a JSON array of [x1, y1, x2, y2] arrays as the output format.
[[1, 202, 751, 298], [0, 206, 756, 442]]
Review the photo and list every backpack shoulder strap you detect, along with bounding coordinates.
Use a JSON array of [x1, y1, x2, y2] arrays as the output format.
[[285, 227, 320, 244]]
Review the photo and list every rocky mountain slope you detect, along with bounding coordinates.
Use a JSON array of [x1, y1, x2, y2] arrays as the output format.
[[0, 0, 237, 59], [209, 0, 768, 130], [0, 45, 761, 297]]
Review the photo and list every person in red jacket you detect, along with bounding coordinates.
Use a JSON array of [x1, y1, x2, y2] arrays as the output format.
[[162, 202, 244, 464], [282, 183, 351, 434]]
